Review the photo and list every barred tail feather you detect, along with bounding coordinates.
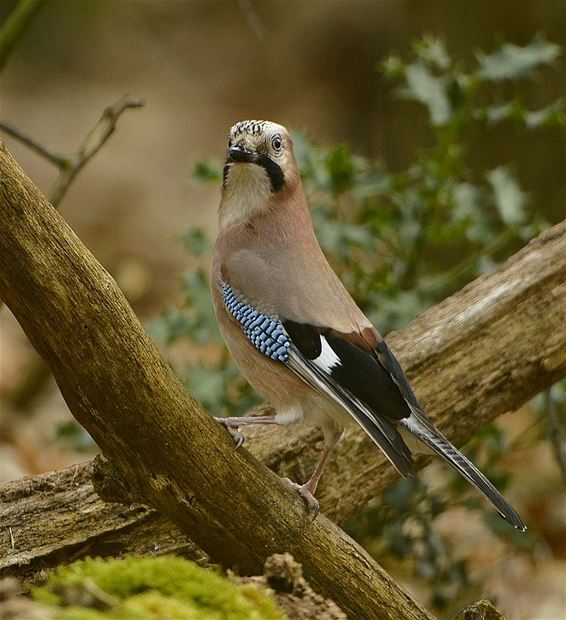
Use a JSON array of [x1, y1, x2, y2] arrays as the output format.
[[401, 413, 526, 531]]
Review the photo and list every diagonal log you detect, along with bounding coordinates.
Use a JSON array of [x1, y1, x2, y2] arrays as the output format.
[[1, 144, 565, 613], [255, 216, 566, 519], [1, 138, 565, 592], [0, 142, 435, 618]]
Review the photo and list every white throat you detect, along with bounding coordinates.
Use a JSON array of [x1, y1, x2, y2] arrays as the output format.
[[220, 164, 272, 231]]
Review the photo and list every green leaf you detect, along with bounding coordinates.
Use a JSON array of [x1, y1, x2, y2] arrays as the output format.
[[380, 55, 405, 79], [487, 166, 528, 226], [180, 228, 212, 256], [193, 160, 222, 183], [476, 35, 561, 82], [290, 130, 314, 174], [325, 145, 355, 195], [452, 182, 482, 215], [414, 35, 450, 70], [352, 164, 392, 199], [525, 100, 566, 129], [402, 62, 452, 125], [477, 99, 566, 129], [479, 101, 524, 125], [185, 364, 226, 411]]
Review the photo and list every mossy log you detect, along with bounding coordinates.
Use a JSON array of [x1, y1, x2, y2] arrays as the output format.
[[1, 143, 565, 617], [2, 213, 565, 586], [0, 143, 436, 618]]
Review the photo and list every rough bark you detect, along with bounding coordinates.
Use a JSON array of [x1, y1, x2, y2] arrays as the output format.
[[5, 219, 565, 583], [1, 139, 566, 591], [0, 462, 205, 581], [0, 143, 435, 619], [256, 215, 566, 519]]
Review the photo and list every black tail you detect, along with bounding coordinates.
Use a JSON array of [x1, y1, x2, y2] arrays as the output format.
[[401, 414, 526, 531]]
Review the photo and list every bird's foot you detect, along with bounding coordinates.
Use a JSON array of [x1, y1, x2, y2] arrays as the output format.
[[282, 478, 320, 518], [214, 417, 245, 448]]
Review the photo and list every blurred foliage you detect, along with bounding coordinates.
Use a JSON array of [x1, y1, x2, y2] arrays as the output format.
[[151, 35, 565, 611], [348, 404, 560, 612], [55, 420, 95, 451]]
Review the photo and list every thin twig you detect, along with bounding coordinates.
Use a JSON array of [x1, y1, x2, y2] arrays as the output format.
[[0, 120, 68, 167], [238, 0, 265, 41], [0, 96, 144, 378], [0, 0, 45, 72], [48, 95, 144, 207], [0, 95, 144, 208]]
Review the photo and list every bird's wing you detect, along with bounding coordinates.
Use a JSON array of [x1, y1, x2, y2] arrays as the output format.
[[220, 281, 414, 476], [317, 321, 526, 530], [219, 279, 526, 530], [220, 241, 374, 333]]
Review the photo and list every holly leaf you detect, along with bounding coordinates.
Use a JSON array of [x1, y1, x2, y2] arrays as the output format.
[[487, 167, 527, 225], [476, 36, 561, 81]]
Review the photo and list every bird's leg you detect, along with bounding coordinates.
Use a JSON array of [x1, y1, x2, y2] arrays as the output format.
[[215, 414, 278, 448], [284, 429, 343, 517]]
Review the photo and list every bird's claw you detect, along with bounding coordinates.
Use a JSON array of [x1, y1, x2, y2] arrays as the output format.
[[214, 418, 245, 448], [283, 477, 320, 518]]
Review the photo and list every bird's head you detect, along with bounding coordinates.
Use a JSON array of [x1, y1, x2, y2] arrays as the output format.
[[219, 120, 301, 230]]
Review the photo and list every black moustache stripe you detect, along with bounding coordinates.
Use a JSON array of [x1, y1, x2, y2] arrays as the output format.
[[223, 155, 285, 192], [255, 154, 285, 192]]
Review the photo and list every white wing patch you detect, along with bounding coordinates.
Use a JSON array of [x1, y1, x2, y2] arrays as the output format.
[[312, 336, 341, 374], [286, 346, 414, 475]]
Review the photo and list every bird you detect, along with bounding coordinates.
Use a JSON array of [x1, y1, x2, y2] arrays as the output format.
[[210, 119, 526, 531]]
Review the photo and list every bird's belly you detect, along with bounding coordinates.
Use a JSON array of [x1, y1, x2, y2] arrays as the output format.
[[219, 316, 352, 429], [219, 310, 307, 405], [299, 390, 353, 429]]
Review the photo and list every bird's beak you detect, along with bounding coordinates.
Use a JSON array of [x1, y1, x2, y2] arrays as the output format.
[[227, 145, 259, 164]]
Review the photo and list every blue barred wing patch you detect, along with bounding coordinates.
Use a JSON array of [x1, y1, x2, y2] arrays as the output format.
[[221, 282, 290, 362]]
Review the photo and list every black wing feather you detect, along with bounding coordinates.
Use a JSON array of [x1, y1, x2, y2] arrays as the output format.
[[282, 320, 414, 475], [285, 320, 414, 422], [325, 332, 411, 422], [283, 320, 322, 359], [374, 339, 419, 408], [286, 346, 414, 476], [282, 320, 526, 530]]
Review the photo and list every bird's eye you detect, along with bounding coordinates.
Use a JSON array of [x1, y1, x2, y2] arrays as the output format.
[[271, 136, 283, 151]]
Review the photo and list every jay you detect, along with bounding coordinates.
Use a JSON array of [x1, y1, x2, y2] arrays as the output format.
[[210, 119, 525, 531]]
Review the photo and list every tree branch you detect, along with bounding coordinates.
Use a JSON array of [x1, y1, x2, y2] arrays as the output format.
[[0, 0, 45, 72], [0, 143, 433, 618], [238, 0, 265, 41], [1, 95, 144, 405], [2, 218, 565, 582], [47, 96, 144, 208], [0, 120, 67, 167], [0, 94, 144, 208]]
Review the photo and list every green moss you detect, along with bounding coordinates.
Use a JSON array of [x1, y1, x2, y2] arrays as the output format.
[[32, 555, 284, 620]]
